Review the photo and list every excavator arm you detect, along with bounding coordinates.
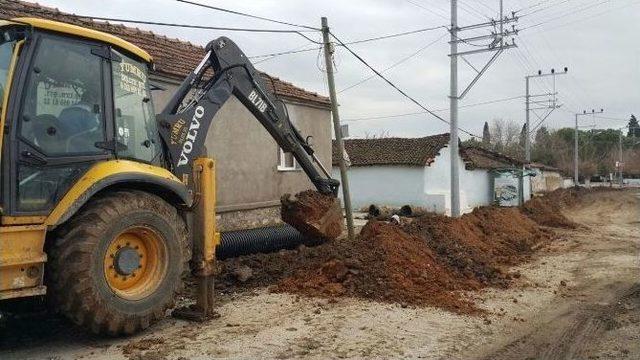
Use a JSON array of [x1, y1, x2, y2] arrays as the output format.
[[160, 37, 342, 322], [157, 37, 339, 196]]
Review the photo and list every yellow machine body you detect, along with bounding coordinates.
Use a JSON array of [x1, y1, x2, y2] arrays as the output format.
[[0, 18, 219, 304]]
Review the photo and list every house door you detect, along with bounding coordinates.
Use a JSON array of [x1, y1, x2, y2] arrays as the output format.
[[9, 34, 113, 215]]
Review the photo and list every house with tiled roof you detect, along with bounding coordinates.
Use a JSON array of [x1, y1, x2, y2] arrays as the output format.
[[332, 135, 531, 214], [527, 162, 564, 193], [1, 0, 333, 230]]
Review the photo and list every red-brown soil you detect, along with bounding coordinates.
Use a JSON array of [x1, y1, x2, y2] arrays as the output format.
[[281, 190, 343, 240], [520, 188, 580, 228], [218, 189, 602, 314]]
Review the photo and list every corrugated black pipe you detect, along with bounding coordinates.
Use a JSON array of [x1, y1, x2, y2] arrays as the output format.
[[216, 224, 323, 260]]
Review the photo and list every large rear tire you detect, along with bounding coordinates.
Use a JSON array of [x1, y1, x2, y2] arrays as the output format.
[[48, 190, 190, 336]]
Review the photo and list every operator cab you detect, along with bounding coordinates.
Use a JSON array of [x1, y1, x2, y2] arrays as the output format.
[[0, 18, 160, 216]]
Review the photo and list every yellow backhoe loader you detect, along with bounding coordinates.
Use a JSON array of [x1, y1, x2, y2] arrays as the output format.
[[0, 18, 342, 335]]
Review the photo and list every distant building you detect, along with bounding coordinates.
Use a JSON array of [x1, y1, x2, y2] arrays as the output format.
[[332, 134, 529, 215], [528, 162, 563, 193]]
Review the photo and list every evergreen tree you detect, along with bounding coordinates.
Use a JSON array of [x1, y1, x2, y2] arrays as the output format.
[[628, 114, 639, 137], [482, 121, 491, 146], [519, 123, 527, 148]]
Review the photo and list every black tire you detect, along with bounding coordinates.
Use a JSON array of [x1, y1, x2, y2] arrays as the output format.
[[48, 190, 190, 336]]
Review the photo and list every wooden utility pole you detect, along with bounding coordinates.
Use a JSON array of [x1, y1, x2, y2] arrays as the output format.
[[321, 17, 355, 241]]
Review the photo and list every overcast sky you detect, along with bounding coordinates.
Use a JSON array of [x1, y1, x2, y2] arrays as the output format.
[[28, 0, 640, 138]]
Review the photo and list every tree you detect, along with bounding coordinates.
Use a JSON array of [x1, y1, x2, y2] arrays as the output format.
[[628, 114, 640, 137], [482, 121, 491, 146], [534, 126, 550, 144], [519, 123, 527, 149]]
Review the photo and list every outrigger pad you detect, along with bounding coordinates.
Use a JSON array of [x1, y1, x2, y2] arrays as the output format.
[[281, 190, 344, 241]]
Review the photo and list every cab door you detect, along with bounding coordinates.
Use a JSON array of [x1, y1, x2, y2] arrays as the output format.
[[6, 33, 114, 215]]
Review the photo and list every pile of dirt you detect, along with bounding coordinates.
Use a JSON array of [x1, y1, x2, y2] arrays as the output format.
[[218, 205, 552, 314], [215, 189, 620, 313], [401, 207, 548, 288], [219, 220, 478, 313], [281, 190, 343, 240], [520, 188, 581, 228]]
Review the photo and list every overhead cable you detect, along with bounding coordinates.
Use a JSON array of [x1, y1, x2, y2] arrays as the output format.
[[176, 0, 320, 31], [339, 33, 447, 93], [520, 0, 611, 30], [343, 95, 525, 122], [343, 26, 447, 45], [71, 15, 321, 43], [330, 32, 483, 138]]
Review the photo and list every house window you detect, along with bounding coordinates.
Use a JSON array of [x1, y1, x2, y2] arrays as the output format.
[[277, 104, 301, 171], [278, 148, 299, 171]]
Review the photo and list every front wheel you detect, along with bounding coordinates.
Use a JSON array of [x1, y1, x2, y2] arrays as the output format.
[[48, 190, 190, 335]]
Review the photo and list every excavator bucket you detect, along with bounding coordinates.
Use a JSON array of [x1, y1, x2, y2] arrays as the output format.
[[281, 190, 344, 241]]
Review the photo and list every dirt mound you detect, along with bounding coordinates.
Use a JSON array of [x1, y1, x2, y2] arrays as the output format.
[[401, 207, 548, 288], [281, 190, 343, 240], [215, 189, 612, 314], [521, 188, 581, 228], [219, 205, 552, 314], [276, 221, 479, 313]]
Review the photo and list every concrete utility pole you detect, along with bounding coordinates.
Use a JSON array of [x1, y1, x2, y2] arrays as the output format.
[[450, 0, 460, 218], [321, 17, 355, 241], [619, 128, 624, 187], [574, 109, 604, 185], [448, 0, 518, 217], [524, 68, 567, 161]]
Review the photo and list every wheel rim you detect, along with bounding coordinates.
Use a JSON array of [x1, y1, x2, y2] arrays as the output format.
[[103, 226, 168, 300]]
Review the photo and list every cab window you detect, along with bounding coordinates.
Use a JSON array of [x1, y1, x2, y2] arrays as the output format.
[[112, 51, 161, 164], [0, 36, 16, 107], [15, 35, 106, 213], [19, 36, 105, 155]]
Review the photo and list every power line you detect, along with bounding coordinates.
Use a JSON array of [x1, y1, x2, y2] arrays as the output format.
[[475, 1, 497, 14], [344, 26, 447, 45], [518, 0, 572, 18], [526, 0, 640, 34], [250, 46, 322, 63], [402, 0, 449, 20], [343, 95, 525, 122], [329, 32, 481, 138], [72, 15, 320, 43], [175, 0, 320, 31], [248, 25, 448, 62], [458, 0, 492, 19], [338, 33, 447, 93], [516, 0, 555, 13], [520, 0, 612, 30]]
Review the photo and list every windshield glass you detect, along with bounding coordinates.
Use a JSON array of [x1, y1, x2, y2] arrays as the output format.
[[112, 50, 162, 165], [0, 38, 17, 108]]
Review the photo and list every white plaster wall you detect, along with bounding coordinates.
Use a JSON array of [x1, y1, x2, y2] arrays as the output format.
[[331, 166, 426, 210], [522, 168, 532, 202], [530, 168, 545, 193], [332, 146, 495, 215], [463, 169, 492, 210], [422, 146, 492, 215], [543, 171, 563, 191], [563, 178, 575, 188]]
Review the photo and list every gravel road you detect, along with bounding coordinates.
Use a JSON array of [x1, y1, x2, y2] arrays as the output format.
[[1, 190, 638, 360]]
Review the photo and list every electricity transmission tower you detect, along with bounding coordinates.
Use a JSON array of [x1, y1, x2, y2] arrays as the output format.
[[525, 68, 567, 161], [574, 108, 604, 185], [449, 0, 518, 217]]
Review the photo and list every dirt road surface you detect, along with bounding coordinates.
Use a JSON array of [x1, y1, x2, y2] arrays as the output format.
[[1, 190, 638, 360]]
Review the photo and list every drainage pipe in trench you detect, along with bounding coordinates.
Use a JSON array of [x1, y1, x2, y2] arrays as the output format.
[[216, 225, 323, 260]]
